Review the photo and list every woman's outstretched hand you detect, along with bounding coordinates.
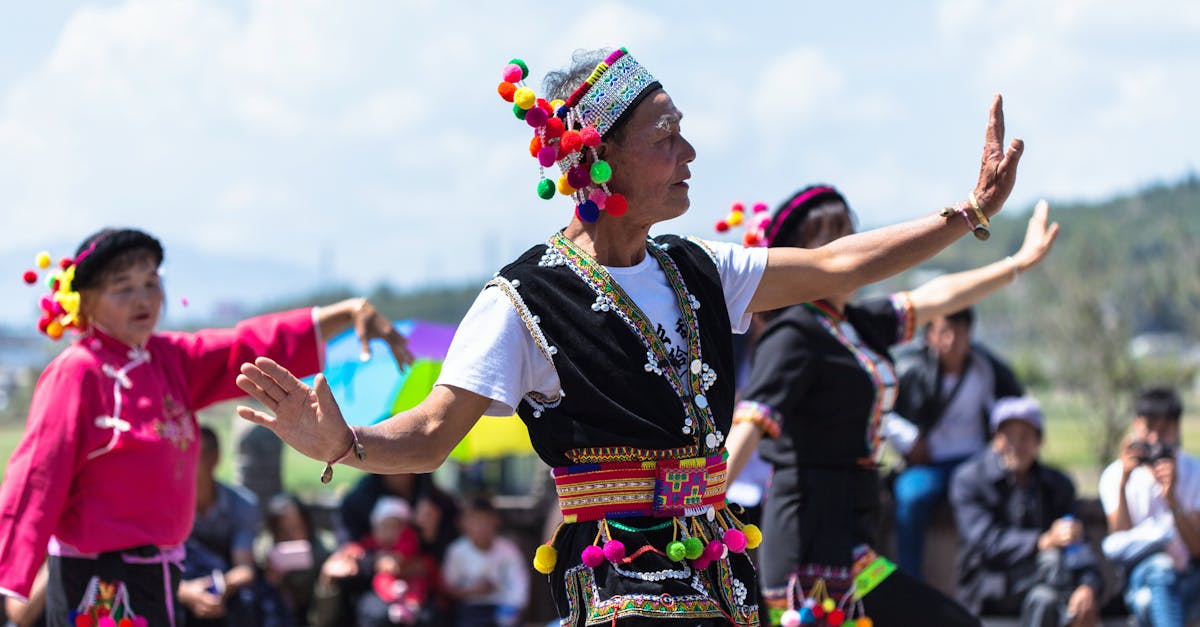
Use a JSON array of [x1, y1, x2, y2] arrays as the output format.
[[236, 357, 352, 463], [351, 299, 414, 367], [972, 94, 1025, 217], [1011, 199, 1060, 271]]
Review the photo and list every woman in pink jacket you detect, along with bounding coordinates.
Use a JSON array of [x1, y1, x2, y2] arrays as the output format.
[[0, 228, 410, 627]]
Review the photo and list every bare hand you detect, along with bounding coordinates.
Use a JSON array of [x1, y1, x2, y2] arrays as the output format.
[[236, 356, 351, 464], [1152, 457, 1177, 504], [321, 550, 361, 580], [905, 436, 932, 466], [178, 579, 226, 619], [353, 298, 414, 367], [1066, 585, 1098, 627], [972, 94, 1025, 217], [1119, 436, 1141, 480], [1010, 200, 1060, 271]]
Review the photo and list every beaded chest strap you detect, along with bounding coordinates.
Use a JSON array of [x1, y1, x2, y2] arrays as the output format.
[[554, 453, 728, 523]]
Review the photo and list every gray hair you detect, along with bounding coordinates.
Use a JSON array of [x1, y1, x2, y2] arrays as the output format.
[[542, 48, 634, 144]]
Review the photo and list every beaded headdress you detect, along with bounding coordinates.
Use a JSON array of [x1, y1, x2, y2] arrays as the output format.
[[498, 47, 661, 223]]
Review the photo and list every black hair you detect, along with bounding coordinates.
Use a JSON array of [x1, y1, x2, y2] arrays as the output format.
[[72, 228, 164, 291], [1135, 387, 1183, 422], [199, 425, 219, 454], [266, 493, 315, 541], [464, 494, 498, 516], [766, 185, 853, 249], [943, 306, 975, 328]]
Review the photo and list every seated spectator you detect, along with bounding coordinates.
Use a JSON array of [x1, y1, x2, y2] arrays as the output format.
[[345, 494, 439, 619], [339, 473, 460, 561], [890, 306, 1025, 577], [260, 493, 331, 625], [950, 397, 1102, 626], [1099, 387, 1200, 627], [180, 425, 288, 627], [442, 496, 528, 627]]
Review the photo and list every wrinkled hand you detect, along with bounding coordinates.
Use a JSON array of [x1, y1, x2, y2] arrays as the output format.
[[236, 357, 352, 464], [1011, 200, 1060, 271], [353, 299, 414, 367], [1066, 585, 1098, 627], [972, 94, 1024, 217]]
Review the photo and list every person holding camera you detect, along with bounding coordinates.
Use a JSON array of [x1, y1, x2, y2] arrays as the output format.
[[1099, 387, 1200, 626]]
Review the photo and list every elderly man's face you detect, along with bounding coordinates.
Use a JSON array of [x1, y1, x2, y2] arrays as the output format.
[[601, 89, 696, 223]]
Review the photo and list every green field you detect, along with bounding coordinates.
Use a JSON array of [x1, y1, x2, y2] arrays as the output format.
[[1, 390, 1198, 499]]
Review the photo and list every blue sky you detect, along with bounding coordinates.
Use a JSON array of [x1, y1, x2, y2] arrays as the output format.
[[1, 1, 1197, 329]]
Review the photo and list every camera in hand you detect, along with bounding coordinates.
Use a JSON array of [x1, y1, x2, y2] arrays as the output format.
[[1129, 440, 1174, 464]]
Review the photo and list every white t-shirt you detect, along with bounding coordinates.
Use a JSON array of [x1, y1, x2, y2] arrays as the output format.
[[436, 238, 768, 416], [1098, 451, 1200, 567], [441, 535, 528, 609]]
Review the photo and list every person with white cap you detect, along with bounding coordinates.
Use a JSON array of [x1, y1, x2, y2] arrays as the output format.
[[949, 397, 1103, 626]]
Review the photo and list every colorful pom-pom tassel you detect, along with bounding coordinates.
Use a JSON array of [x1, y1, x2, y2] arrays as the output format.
[[36, 252, 51, 269], [856, 617, 873, 627], [581, 544, 605, 568], [576, 200, 600, 223], [22, 270, 38, 285], [533, 544, 558, 574], [682, 537, 704, 560], [605, 193, 628, 216], [715, 220, 730, 233], [580, 126, 601, 147], [132, 618, 148, 627], [567, 165, 591, 189], [665, 540, 686, 562], [559, 130, 582, 154], [728, 211, 744, 226], [46, 321, 64, 339], [507, 58, 529, 80], [723, 529, 748, 553], [502, 64, 523, 83], [753, 202, 770, 213], [812, 604, 826, 619], [692, 555, 712, 570], [544, 117, 564, 139], [118, 619, 133, 627], [98, 616, 116, 627], [525, 107, 549, 128], [75, 613, 94, 627], [588, 188, 608, 207], [827, 609, 845, 626], [513, 104, 527, 120], [590, 160, 612, 184], [513, 87, 536, 110], [537, 179, 556, 200], [780, 609, 802, 627], [537, 146, 558, 168], [557, 175, 575, 196], [742, 524, 762, 549], [822, 598, 836, 613], [602, 540, 625, 563], [59, 257, 72, 269], [536, 98, 552, 114], [37, 317, 51, 334], [702, 540, 723, 561], [529, 136, 542, 158], [498, 82, 516, 102], [799, 606, 817, 624]]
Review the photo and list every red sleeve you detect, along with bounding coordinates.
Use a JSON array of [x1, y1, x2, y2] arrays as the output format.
[[0, 354, 97, 600], [159, 308, 323, 411]]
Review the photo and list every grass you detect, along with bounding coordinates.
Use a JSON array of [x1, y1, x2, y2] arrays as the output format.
[[2, 391, 1198, 500]]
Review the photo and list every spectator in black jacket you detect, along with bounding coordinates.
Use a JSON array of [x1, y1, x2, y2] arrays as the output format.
[[950, 397, 1102, 626], [888, 305, 1024, 577]]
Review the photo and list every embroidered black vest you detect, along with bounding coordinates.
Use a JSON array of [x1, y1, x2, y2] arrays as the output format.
[[490, 234, 735, 467]]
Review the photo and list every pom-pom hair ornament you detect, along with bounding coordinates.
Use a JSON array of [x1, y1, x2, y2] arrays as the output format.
[[22, 249, 87, 340], [714, 201, 771, 247], [497, 48, 659, 223]]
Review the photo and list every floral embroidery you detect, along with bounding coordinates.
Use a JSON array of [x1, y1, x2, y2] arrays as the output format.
[[153, 394, 195, 451]]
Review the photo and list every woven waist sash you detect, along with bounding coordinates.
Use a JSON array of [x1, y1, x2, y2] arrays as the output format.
[[553, 451, 728, 523]]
